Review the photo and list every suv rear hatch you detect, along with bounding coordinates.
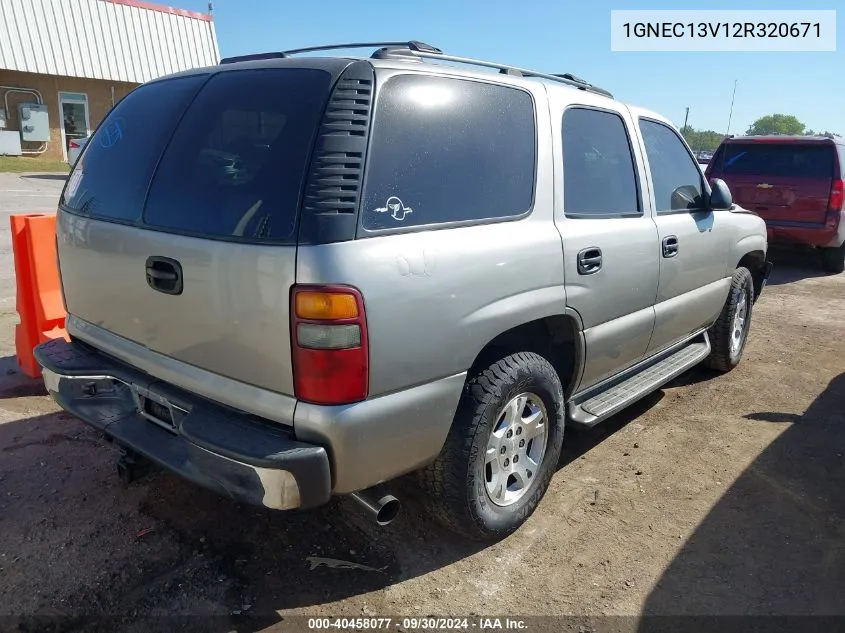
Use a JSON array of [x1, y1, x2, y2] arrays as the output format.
[[707, 139, 838, 226], [57, 64, 339, 399]]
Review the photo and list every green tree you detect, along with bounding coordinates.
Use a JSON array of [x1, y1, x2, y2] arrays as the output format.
[[681, 127, 726, 153], [805, 129, 841, 137], [746, 114, 806, 136]]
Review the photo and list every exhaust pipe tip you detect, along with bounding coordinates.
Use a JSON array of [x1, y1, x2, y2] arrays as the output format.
[[373, 495, 400, 526], [350, 488, 401, 526]]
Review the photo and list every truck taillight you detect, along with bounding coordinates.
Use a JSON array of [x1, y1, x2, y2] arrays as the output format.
[[829, 179, 844, 212], [291, 285, 368, 405], [826, 179, 844, 230]]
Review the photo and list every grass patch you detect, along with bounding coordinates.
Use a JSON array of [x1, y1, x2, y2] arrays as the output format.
[[0, 155, 70, 173]]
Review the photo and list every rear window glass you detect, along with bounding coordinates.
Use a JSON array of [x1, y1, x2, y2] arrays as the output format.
[[143, 68, 331, 242], [61, 75, 207, 220], [361, 74, 536, 231], [715, 143, 835, 178]]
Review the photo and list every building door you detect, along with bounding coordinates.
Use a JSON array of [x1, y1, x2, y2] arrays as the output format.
[[58, 92, 90, 161]]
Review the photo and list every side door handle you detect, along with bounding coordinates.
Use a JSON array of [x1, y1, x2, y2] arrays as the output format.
[[662, 236, 679, 258], [577, 247, 603, 275], [145, 256, 183, 295]]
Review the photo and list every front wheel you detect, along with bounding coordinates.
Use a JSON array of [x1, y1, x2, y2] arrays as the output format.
[[419, 352, 565, 541], [705, 266, 754, 372]]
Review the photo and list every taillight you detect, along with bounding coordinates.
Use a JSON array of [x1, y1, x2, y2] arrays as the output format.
[[291, 285, 368, 405], [829, 179, 844, 212], [69, 140, 80, 149], [826, 179, 844, 229]]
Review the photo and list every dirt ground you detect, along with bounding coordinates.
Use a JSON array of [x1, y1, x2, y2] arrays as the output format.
[[0, 174, 843, 632]]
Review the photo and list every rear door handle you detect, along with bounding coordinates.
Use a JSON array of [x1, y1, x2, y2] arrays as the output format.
[[662, 236, 679, 258], [145, 256, 183, 295], [577, 247, 602, 275]]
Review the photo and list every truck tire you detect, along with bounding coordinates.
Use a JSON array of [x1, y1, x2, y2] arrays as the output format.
[[705, 266, 754, 372], [419, 352, 565, 541], [821, 244, 845, 274]]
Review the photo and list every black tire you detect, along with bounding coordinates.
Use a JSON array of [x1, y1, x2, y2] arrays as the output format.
[[821, 244, 845, 274], [705, 266, 754, 372], [419, 352, 565, 541]]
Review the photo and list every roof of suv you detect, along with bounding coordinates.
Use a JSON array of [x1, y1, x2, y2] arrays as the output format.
[[169, 41, 617, 101], [723, 134, 844, 146]]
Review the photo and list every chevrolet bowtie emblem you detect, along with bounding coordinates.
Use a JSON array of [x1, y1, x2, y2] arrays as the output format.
[[756, 183, 774, 189]]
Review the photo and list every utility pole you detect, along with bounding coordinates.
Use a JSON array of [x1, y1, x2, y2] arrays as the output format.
[[725, 79, 738, 136], [682, 107, 690, 134]]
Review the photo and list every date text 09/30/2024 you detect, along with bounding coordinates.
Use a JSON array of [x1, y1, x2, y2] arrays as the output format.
[[307, 617, 529, 631]]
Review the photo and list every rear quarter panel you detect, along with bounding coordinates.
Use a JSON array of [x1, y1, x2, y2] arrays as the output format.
[[295, 79, 564, 397]]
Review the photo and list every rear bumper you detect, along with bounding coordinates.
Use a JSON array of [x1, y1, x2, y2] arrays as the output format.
[[33, 338, 332, 511], [766, 223, 842, 248]]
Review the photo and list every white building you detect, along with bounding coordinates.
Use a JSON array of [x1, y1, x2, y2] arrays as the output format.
[[0, 0, 220, 161]]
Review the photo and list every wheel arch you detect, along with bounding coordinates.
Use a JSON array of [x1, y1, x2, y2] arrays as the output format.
[[467, 312, 585, 399], [736, 249, 767, 302]]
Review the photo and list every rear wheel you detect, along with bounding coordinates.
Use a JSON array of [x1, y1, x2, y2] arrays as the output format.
[[821, 243, 845, 274], [705, 266, 754, 372], [419, 352, 565, 541]]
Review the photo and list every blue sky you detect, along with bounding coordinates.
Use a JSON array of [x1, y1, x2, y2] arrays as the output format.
[[181, 0, 840, 135]]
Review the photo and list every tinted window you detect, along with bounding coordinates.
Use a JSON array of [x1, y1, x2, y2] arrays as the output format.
[[361, 75, 535, 230], [562, 108, 640, 216], [143, 68, 331, 242], [639, 119, 704, 212], [61, 75, 207, 220], [714, 143, 835, 178]]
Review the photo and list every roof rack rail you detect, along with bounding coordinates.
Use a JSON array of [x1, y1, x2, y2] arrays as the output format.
[[220, 41, 442, 64], [220, 52, 287, 64], [374, 47, 614, 98], [283, 40, 442, 56], [220, 41, 613, 98]]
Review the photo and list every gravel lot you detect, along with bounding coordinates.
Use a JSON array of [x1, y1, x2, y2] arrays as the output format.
[[0, 173, 843, 632]]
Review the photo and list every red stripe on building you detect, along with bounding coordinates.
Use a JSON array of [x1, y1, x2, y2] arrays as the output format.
[[104, 0, 212, 22]]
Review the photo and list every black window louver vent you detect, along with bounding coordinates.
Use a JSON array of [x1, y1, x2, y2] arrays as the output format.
[[299, 62, 374, 244]]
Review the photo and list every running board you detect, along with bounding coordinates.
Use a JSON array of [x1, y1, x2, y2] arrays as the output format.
[[568, 333, 711, 428]]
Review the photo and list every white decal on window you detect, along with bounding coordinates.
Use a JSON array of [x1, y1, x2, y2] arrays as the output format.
[[374, 196, 413, 221], [65, 168, 83, 199]]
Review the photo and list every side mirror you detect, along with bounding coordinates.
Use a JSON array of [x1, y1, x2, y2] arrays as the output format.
[[708, 178, 733, 210], [670, 185, 705, 211]]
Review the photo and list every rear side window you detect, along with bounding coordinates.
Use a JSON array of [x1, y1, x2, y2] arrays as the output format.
[[639, 119, 705, 212], [143, 68, 332, 242], [713, 143, 835, 178], [61, 75, 207, 220], [361, 75, 535, 231], [562, 107, 640, 217]]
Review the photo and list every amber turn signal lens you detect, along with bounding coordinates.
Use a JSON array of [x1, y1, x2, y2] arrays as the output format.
[[295, 291, 359, 320]]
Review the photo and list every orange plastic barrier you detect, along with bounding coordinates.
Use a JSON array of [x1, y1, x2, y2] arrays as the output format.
[[10, 213, 69, 379]]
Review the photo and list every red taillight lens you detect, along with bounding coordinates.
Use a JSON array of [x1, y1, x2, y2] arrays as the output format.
[[826, 179, 844, 230], [829, 179, 844, 212], [69, 140, 80, 149], [291, 285, 368, 405]]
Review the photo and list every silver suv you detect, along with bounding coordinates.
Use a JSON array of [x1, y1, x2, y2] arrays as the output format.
[[34, 41, 772, 540]]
